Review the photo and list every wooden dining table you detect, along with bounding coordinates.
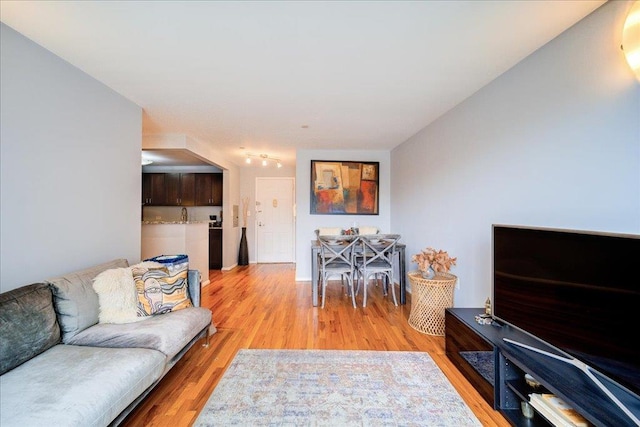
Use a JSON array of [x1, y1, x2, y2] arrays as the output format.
[[310, 238, 407, 307]]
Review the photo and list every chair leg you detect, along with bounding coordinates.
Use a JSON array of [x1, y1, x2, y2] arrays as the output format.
[[348, 275, 357, 308], [363, 274, 369, 307], [321, 275, 327, 308], [388, 273, 398, 306]]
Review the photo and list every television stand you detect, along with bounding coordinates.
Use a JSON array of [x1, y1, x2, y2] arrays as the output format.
[[503, 338, 640, 426], [445, 308, 640, 427]]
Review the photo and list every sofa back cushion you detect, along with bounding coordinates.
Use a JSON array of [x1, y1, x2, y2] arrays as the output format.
[[47, 259, 129, 342], [0, 283, 61, 375]]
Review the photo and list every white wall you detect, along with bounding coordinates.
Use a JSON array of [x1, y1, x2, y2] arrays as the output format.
[[1, 23, 143, 291], [391, 1, 640, 308], [295, 150, 391, 281]]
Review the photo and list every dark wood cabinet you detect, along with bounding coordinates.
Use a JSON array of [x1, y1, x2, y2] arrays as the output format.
[[142, 173, 167, 205], [445, 309, 496, 408], [209, 228, 222, 269], [211, 173, 222, 206], [146, 173, 195, 206], [164, 173, 180, 206], [195, 173, 223, 206], [143, 172, 218, 206]]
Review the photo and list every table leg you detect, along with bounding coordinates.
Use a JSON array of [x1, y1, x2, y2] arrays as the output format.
[[399, 246, 406, 305], [311, 247, 318, 306]]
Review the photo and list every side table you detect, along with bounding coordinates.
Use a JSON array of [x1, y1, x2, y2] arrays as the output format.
[[407, 271, 457, 336]]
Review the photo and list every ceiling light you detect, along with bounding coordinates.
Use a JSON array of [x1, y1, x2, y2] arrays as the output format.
[[243, 153, 282, 168], [622, 1, 640, 80]]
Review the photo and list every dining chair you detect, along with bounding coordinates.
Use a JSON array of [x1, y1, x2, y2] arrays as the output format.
[[355, 234, 400, 307], [318, 234, 359, 308], [353, 226, 381, 282], [314, 228, 346, 299]]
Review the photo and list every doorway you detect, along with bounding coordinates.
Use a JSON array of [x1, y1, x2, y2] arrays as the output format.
[[255, 177, 295, 263]]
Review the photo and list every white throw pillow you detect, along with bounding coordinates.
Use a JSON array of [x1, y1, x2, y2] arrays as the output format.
[[92, 262, 161, 324]]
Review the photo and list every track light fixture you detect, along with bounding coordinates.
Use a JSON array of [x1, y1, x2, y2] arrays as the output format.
[[244, 153, 282, 168]]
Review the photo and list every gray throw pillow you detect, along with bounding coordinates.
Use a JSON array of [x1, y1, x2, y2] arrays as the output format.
[[0, 283, 61, 375]]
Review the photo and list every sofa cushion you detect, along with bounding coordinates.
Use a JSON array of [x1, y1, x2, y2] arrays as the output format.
[[133, 265, 192, 316], [0, 344, 165, 427], [67, 307, 212, 361], [0, 283, 60, 375], [48, 259, 129, 342]]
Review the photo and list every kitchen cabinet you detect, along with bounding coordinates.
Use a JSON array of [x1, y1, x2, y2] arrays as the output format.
[[164, 173, 195, 206], [195, 173, 223, 206], [209, 228, 222, 269], [142, 172, 219, 206], [142, 173, 167, 205]]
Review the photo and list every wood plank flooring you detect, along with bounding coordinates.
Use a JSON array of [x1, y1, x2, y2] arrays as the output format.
[[121, 263, 509, 427]]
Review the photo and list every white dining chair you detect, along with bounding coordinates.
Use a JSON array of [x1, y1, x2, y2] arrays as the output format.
[[318, 235, 358, 308], [355, 234, 400, 307]]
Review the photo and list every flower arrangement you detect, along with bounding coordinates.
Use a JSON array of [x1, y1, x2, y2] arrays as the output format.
[[411, 247, 457, 276]]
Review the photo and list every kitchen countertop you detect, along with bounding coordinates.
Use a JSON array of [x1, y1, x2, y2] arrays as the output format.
[[142, 220, 209, 225]]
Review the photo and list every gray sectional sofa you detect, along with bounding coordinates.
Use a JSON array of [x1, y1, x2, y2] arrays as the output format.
[[0, 258, 214, 427]]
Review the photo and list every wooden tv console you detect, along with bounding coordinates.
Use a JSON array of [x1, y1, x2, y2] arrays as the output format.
[[445, 308, 640, 427]]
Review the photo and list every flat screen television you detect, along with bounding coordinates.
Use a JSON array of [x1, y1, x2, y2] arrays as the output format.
[[492, 224, 640, 399]]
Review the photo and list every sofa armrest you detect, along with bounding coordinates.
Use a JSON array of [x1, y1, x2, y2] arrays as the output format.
[[187, 270, 201, 307]]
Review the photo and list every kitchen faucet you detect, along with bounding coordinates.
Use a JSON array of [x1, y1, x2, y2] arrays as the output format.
[[180, 207, 188, 222]]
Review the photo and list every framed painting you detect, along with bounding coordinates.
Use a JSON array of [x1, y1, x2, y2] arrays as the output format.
[[310, 160, 379, 215]]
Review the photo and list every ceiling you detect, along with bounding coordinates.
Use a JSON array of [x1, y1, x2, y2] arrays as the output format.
[[0, 1, 606, 168]]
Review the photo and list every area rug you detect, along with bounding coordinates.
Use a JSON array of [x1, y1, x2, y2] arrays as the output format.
[[194, 349, 481, 426]]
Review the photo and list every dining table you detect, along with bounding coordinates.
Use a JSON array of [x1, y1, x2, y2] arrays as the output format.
[[310, 238, 407, 307]]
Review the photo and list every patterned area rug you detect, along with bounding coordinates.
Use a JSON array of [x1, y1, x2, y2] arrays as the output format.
[[194, 349, 481, 426]]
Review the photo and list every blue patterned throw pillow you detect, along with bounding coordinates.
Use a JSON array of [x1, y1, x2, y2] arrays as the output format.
[[132, 265, 192, 316]]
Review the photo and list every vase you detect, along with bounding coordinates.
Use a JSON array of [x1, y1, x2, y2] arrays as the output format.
[[421, 267, 436, 279], [238, 227, 249, 265]]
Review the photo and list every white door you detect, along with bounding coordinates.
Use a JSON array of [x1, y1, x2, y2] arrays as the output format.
[[255, 177, 295, 263]]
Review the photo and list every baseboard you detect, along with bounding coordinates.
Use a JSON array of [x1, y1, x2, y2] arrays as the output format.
[[221, 263, 237, 271]]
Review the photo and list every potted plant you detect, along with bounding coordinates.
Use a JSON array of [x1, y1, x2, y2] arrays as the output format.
[[411, 247, 457, 279]]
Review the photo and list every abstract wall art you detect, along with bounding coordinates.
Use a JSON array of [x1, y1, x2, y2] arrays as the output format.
[[310, 160, 379, 215]]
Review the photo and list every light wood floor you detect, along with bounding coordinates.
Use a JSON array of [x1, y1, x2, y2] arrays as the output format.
[[121, 263, 509, 427]]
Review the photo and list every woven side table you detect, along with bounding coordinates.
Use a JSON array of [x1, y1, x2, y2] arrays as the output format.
[[407, 271, 457, 336]]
